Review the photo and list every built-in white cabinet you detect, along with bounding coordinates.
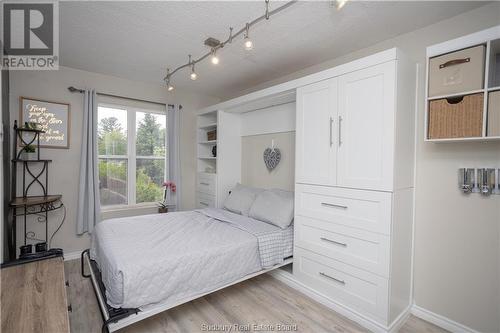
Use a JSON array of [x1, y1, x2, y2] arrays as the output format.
[[296, 62, 397, 192], [196, 48, 416, 332], [296, 79, 337, 186], [294, 49, 416, 330], [337, 62, 396, 191]]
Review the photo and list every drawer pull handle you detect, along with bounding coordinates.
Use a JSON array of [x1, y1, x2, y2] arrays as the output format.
[[321, 202, 348, 209], [199, 202, 209, 206], [200, 182, 210, 186], [320, 237, 347, 247], [439, 57, 470, 69], [319, 272, 345, 285]]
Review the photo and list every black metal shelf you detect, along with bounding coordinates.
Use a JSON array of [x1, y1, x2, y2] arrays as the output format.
[[9, 195, 62, 208], [7, 120, 63, 262], [12, 159, 53, 163], [15, 127, 45, 133]]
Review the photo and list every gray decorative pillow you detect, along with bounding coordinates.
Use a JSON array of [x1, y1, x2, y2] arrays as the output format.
[[223, 183, 263, 216], [248, 189, 294, 229]]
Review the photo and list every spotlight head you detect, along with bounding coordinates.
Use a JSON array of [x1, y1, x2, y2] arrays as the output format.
[[244, 37, 253, 51]]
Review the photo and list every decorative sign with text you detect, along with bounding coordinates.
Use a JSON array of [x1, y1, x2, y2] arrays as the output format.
[[20, 97, 70, 148]]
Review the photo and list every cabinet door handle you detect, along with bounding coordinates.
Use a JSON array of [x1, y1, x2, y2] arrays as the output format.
[[320, 237, 347, 247], [321, 202, 348, 209], [199, 202, 209, 206], [319, 272, 345, 285], [200, 182, 209, 186], [338, 116, 343, 146], [329, 117, 334, 147]]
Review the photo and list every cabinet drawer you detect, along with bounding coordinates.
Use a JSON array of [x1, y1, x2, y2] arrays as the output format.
[[295, 216, 390, 277], [293, 247, 388, 322], [196, 192, 216, 208], [197, 173, 216, 195], [295, 184, 392, 235]]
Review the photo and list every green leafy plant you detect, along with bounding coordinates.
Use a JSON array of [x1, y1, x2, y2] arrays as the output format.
[[24, 144, 36, 153]]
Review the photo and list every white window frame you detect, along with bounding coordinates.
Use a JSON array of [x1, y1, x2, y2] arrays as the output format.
[[98, 102, 168, 210]]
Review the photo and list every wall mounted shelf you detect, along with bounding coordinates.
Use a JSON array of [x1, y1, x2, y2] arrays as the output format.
[[425, 25, 500, 142]]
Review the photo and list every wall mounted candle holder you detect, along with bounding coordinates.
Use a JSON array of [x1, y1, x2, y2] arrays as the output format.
[[459, 168, 500, 195]]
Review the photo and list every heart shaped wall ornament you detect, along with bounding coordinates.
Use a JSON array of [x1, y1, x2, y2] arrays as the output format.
[[263, 148, 281, 171]]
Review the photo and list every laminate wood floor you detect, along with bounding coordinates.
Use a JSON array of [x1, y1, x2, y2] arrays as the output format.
[[64, 260, 447, 333]]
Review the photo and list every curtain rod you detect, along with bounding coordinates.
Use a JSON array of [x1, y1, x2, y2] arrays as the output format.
[[67, 86, 171, 107]]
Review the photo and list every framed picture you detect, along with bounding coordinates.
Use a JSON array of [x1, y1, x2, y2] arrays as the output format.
[[19, 97, 71, 149]]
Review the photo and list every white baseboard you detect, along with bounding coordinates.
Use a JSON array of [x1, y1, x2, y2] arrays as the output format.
[[411, 304, 480, 333], [268, 269, 408, 333], [64, 250, 82, 261]]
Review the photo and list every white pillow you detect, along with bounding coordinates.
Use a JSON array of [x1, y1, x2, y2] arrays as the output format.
[[223, 183, 263, 216], [248, 189, 294, 229]]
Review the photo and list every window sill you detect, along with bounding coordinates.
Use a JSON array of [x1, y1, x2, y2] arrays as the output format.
[[101, 203, 158, 213]]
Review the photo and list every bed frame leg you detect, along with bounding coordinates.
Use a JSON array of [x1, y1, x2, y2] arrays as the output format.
[[102, 321, 110, 333], [81, 249, 91, 278]]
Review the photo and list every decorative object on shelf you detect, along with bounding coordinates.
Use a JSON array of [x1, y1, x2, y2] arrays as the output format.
[[207, 129, 217, 141], [8, 120, 65, 262], [158, 180, 176, 213], [212, 145, 217, 157], [263, 140, 281, 171], [20, 97, 70, 148], [205, 167, 215, 173], [25, 121, 40, 130], [21, 144, 37, 160], [458, 168, 499, 195]]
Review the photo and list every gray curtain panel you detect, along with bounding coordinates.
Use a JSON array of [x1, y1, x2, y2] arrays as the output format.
[[76, 89, 100, 234], [167, 104, 181, 211]]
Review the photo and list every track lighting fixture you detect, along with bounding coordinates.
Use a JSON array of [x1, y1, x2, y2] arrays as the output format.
[[211, 49, 219, 65], [188, 55, 197, 80], [190, 65, 197, 80], [163, 0, 297, 87], [244, 23, 253, 51], [166, 69, 174, 91]]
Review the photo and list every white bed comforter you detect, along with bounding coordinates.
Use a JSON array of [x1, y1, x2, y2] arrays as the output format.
[[90, 209, 292, 309]]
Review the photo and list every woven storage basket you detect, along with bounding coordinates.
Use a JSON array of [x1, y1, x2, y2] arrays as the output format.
[[207, 130, 217, 141], [487, 91, 500, 136], [428, 93, 483, 139]]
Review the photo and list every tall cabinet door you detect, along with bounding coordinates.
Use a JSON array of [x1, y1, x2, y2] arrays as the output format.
[[296, 78, 338, 186], [337, 61, 396, 191]]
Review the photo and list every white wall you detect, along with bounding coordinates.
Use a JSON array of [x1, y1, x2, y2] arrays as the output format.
[[228, 3, 500, 332], [9, 66, 219, 255]]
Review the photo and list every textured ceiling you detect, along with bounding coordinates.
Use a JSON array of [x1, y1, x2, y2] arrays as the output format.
[[60, 1, 487, 99]]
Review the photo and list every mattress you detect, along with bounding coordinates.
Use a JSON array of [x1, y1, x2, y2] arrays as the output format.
[[90, 209, 293, 309]]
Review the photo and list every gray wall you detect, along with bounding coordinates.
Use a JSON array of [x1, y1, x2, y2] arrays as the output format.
[[231, 4, 500, 332], [241, 132, 295, 191], [9, 66, 219, 255]]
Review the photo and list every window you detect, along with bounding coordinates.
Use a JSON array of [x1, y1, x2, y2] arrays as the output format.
[[97, 103, 167, 208]]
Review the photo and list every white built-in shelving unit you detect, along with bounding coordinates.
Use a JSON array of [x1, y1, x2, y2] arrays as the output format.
[[425, 25, 500, 142]]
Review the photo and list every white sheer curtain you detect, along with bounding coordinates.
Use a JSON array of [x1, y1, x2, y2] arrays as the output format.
[[76, 89, 100, 234], [167, 104, 181, 211]]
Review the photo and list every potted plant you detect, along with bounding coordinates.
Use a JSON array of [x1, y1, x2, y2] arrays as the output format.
[[158, 180, 176, 213], [22, 144, 37, 160]]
